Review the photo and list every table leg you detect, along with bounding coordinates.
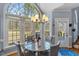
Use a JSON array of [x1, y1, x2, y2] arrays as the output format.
[[35, 52, 38, 56]]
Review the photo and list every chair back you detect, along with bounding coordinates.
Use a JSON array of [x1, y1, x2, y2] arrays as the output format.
[[27, 36, 32, 41], [50, 41, 60, 56], [14, 41, 24, 56]]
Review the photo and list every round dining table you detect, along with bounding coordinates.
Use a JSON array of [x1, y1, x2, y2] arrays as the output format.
[[24, 40, 51, 56]]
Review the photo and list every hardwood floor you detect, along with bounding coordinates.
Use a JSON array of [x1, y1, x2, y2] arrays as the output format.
[[66, 48, 79, 54], [8, 48, 79, 56], [7, 52, 17, 56]]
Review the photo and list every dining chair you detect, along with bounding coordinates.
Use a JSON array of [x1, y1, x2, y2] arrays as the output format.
[[20, 45, 36, 56], [14, 41, 28, 56], [14, 41, 24, 56], [50, 41, 60, 56], [73, 36, 79, 49]]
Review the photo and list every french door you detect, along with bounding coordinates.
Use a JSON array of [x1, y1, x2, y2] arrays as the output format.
[[55, 18, 70, 47]]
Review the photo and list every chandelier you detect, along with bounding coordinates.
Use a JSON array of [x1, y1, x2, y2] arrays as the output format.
[[31, 14, 48, 23]]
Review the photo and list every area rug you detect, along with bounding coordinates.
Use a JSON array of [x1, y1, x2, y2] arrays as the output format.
[[58, 48, 79, 56]]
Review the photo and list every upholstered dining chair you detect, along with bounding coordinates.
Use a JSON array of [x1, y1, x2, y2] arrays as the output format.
[[50, 41, 60, 56]]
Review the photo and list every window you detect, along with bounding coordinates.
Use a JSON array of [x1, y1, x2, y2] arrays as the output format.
[[7, 3, 39, 45], [7, 16, 21, 45], [7, 3, 25, 16]]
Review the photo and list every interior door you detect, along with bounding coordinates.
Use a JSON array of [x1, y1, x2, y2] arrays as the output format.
[[55, 18, 69, 47]]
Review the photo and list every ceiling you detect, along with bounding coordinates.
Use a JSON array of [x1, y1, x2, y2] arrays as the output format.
[[37, 3, 79, 13], [56, 3, 79, 10], [37, 3, 64, 13]]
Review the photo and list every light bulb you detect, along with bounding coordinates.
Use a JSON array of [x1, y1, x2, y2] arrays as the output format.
[[31, 16, 35, 22], [42, 14, 48, 22], [45, 16, 48, 22], [35, 14, 39, 19], [42, 14, 46, 20]]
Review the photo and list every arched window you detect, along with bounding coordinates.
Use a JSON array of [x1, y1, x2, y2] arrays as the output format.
[[7, 3, 39, 45], [7, 3, 38, 17], [7, 3, 25, 16]]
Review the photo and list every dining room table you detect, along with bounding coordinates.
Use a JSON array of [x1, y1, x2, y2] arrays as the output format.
[[24, 40, 51, 56]]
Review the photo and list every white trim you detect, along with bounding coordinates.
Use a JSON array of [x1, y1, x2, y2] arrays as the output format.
[[1, 3, 10, 49], [49, 12, 53, 38], [3, 4, 8, 49]]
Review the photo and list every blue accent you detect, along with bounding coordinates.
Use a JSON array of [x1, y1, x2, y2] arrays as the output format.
[[59, 48, 79, 56]]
